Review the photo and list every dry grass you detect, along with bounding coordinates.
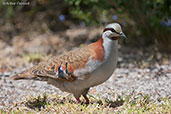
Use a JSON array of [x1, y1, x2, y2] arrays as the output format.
[[1, 93, 170, 114]]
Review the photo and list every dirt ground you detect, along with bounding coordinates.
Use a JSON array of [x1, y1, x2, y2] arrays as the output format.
[[0, 26, 171, 110]]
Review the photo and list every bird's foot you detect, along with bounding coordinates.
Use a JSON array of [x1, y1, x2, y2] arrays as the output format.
[[75, 97, 81, 104], [75, 95, 89, 105], [83, 95, 89, 105]]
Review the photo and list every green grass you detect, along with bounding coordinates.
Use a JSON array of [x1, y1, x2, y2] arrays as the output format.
[[1, 93, 171, 114], [23, 53, 45, 64]]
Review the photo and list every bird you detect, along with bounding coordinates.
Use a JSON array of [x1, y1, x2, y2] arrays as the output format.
[[11, 23, 127, 104]]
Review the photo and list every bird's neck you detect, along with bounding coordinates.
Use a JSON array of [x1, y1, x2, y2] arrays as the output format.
[[91, 35, 118, 62], [101, 35, 118, 60]]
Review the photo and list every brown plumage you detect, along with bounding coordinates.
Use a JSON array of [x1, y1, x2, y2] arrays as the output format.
[[11, 37, 104, 82]]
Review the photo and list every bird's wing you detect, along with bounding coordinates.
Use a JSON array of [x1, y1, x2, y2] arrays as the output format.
[[11, 45, 101, 82]]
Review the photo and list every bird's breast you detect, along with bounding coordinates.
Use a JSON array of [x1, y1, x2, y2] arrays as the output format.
[[81, 42, 118, 87]]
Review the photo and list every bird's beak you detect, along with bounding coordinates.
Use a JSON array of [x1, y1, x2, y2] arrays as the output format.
[[120, 32, 127, 39]]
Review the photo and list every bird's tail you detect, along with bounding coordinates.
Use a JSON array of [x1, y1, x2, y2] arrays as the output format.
[[10, 68, 37, 80], [10, 63, 52, 82], [10, 64, 42, 80]]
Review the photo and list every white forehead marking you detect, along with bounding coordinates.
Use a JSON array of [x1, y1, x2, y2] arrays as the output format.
[[105, 23, 122, 33]]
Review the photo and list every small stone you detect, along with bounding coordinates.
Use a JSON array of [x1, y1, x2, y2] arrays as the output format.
[[3, 72, 10, 77]]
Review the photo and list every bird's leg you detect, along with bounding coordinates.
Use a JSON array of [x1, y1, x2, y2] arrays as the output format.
[[83, 95, 89, 104], [75, 97, 81, 104]]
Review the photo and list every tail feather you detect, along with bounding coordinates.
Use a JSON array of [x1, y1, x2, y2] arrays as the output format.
[[10, 62, 63, 82], [10, 64, 40, 80], [10, 70, 36, 80], [10, 63, 50, 81], [10, 70, 57, 85]]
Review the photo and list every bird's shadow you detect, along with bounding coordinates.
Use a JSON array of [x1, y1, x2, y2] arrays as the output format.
[[24, 95, 124, 111], [105, 99, 124, 108], [25, 95, 48, 111], [93, 98, 124, 108]]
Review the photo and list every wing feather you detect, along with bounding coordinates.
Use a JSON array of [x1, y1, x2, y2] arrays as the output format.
[[12, 45, 93, 81], [12, 38, 105, 82]]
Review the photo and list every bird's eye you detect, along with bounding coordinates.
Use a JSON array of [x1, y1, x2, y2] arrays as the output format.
[[103, 28, 119, 34], [110, 28, 119, 34], [110, 28, 116, 33]]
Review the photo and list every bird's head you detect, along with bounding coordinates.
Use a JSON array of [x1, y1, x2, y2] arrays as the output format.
[[103, 23, 127, 40]]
